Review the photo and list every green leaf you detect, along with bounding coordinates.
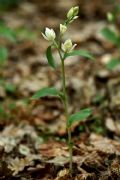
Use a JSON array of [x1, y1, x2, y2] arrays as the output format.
[[0, 47, 8, 65], [46, 46, 56, 69], [64, 50, 94, 60], [0, 24, 16, 42], [101, 28, 120, 48], [5, 83, 16, 93], [106, 58, 120, 70], [67, 108, 92, 128], [31, 87, 60, 99]]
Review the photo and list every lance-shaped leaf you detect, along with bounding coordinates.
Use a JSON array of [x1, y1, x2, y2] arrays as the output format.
[[101, 28, 120, 48], [46, 46, 56, 69], [67, 108, 92, 128], [64, 50, 94, 60], [31, 87, 60, 99]]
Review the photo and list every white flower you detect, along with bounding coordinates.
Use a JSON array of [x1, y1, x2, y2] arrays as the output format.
[[60, 24, 67, 35], [67, 6, 79, 19], [62, 39, 77, 53], [42, 27, 56, 41]]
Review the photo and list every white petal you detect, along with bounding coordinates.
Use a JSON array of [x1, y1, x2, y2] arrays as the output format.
[[70, 44, 77, 51], [62, 39, 73, 52], [41, 32, 49, 40], [73, 16, 79, 20], [62, 43, 66, 52], [64, 39, 72, 46], [45, 27, 51, 36], [51, 29, 56, 39], [45, 28, 56, 41], [60, 24, 67, 35]]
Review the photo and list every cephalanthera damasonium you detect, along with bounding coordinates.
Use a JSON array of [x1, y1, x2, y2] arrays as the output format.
[[32, 6, 94, 174]]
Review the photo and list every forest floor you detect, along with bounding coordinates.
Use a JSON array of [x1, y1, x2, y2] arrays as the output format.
[[0, 0, 120, 179]]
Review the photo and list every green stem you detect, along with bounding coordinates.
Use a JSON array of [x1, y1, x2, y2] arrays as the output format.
[[58, 49, 73, 173]]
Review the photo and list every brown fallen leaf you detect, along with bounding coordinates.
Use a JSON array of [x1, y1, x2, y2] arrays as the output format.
[[90, 134, 120, 155], [40, 141, 69, 158], [55, 168, 71, 180]]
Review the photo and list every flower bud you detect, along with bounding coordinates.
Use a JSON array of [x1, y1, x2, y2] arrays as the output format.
[[62, 39, 77, 53], [73, 6, 79, 16], [67, 6, 79, 19], [67, 7, 74, 19], [107, 12, 114, 22], [60, 24, 67, 35], [42, 27, 56, 41]]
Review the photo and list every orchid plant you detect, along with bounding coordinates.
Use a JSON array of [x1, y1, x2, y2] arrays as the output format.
[[32, 6, 94, 173]]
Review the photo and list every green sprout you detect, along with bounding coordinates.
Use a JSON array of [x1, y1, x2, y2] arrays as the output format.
[[0, 23, 17, 69], [32, 6, 94, 174], [101, 5, 120, 70]]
